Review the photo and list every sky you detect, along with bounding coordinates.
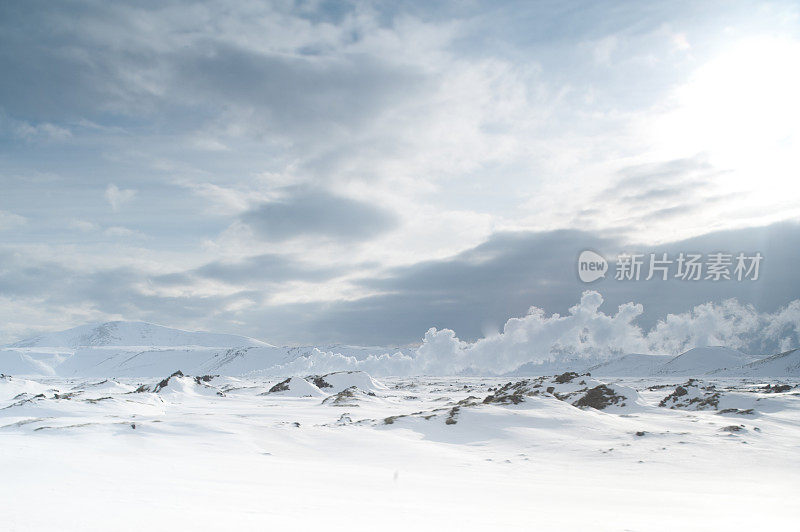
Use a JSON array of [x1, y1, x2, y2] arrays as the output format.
[[1, 0, 799, 346]]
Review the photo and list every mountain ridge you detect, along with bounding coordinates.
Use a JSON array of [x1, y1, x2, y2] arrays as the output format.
[[7, 321, 271, 349]]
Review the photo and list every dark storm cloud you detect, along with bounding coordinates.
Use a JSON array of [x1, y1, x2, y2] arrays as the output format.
[[173, 42, 426, 137], [256, 221, 800, 345], [154, 253, 345, 286], [2, 220, 799, 347], [241, 189, 397, 242], [0, 1, 428, 140], [269, 230, 619, 344]]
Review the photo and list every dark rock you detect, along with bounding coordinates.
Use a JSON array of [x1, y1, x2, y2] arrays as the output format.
[[720, 425, 745, 432], [763, 384, 792, 393], [483, 380, 530, 405], [310, 375, 332, 389], [573, 385, 626, 410], [153, 371, 184, 393], [268, 378, 291, 394], [717, 408, 755, 416], [445, 406, 460, 425], [554, 372, 579, 384], [322, 386, 359, 407]]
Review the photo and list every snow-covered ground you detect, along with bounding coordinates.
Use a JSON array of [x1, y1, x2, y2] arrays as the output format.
[[1, 369, 798, 531], [2, 321, 799, 530]]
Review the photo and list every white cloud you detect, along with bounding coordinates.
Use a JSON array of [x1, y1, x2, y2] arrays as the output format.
[[105, 184, 137, 211], [104, 226, 145, 238], [0, 210, 26, 231], [592, 35, 619, 64], [258, 291, 800, 376], [0, 112, 72, 142], [14, 121, 72, 141], [672, 33, 691, 51], [69, 219, 99, 232]]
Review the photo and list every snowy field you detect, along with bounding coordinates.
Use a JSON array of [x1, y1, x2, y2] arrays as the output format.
[[2, 370, 799, 531]]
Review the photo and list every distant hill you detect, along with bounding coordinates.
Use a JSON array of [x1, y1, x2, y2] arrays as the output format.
[[655, 346, 759, 376], [713, 348, 800, 377], [509, 346, 799, 378], [2, 322, 796, 378], [6, 321, 270, 349], [588, 354, 674, 377], [0, 321, 410, 378]]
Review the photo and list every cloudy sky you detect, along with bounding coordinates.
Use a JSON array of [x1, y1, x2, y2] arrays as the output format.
[[1, 0, 799, 346]]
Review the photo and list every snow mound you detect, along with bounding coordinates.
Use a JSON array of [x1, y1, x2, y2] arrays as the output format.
[[150, 371, 225, 397], [321, 386, 378, 407], [0, 374, 53, 402], [69, 379, 136, 397], [657, 347, 760, 376], [264, 377, 326, 397], [658, 379, 787, 414], [7, 321, 269, 348], [307, 371, 385, 393], [483, 372, 644, 411], [659, 380, 722, 410]]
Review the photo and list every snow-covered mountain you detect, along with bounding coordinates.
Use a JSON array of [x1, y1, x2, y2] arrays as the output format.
[[588, 354, 675, 377], [511, 347, 799, 379], [655, 346, 759, 376], [585, 347, 795, 378], [7, 321, 269, 349], [0, 321, 410, 378], [713, 348, 800, 377], [3, 321, 797, 378]]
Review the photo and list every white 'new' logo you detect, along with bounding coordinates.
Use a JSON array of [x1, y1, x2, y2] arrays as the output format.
[[578, 250, 608, 283]]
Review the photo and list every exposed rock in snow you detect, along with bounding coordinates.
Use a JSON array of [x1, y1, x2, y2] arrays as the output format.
[[320, 386, 378, 407], [659, 380, 721, 410], [482, 373, 641, 411], [306, 371, 386, 394], [151, 370, 225, 397], [264, 377, 325, 397], [573, 384, 628, 409]]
